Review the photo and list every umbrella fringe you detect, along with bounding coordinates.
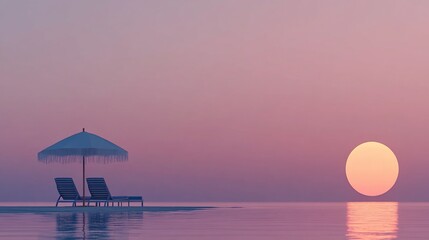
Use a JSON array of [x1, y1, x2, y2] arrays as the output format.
[[38, 153, 128, 164]]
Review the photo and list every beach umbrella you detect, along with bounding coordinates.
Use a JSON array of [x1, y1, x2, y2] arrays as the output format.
[[38, 128, 128, 206]]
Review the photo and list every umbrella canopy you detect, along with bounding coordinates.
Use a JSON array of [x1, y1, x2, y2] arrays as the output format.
[[38, 130, 128, 163], [38, 129, 128, 206]]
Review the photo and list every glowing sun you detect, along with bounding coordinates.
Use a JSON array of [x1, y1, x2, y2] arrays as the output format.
[[346, 142, 399, 197]]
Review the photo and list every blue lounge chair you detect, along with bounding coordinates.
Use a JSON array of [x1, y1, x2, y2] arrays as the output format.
[[55, 178, 90, 207], [86, 178, 143, 207]]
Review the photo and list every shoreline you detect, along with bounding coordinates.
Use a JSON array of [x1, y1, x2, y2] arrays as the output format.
[[0, 206, 215, 213]]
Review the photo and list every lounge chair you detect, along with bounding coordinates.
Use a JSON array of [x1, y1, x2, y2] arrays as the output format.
[[54, 178, 90, 207], [86, 177, 143, 207]]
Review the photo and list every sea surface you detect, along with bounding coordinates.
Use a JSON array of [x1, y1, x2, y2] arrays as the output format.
[[0, 202, 427, 239]]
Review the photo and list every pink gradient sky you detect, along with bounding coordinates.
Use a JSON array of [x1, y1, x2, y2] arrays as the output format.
[[1, 1, 429, 201]]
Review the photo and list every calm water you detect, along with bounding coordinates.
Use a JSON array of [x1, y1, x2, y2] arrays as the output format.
[[0, 202, 428, 239]]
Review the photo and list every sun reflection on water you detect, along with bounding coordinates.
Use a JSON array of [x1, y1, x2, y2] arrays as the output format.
[[347, 202, 398, 240]]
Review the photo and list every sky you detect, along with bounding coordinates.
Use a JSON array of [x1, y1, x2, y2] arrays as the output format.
[[1, 0, 429, 202]]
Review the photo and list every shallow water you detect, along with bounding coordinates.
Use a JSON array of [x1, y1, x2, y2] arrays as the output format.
[[0, 202, 427, 239]]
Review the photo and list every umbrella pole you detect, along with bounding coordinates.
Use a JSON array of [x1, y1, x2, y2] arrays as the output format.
[[83, 155, 86, 207]]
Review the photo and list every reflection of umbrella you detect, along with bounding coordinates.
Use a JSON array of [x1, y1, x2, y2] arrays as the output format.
[[38, 128, 128, 206]]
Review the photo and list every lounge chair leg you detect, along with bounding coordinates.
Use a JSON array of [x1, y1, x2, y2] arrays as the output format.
[[56, 196, 61, 207]]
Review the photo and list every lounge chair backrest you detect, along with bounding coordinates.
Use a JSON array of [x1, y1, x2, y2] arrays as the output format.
[[87, 178, 112, 200], [55, 178, 80, 200]]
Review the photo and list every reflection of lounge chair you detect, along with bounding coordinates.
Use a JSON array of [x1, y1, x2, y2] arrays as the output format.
[[55, 178, 90, 207], [86, 178, 144, 207]]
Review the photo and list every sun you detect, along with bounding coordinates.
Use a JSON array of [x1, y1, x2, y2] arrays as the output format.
[[345, 142, 399, 197]]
